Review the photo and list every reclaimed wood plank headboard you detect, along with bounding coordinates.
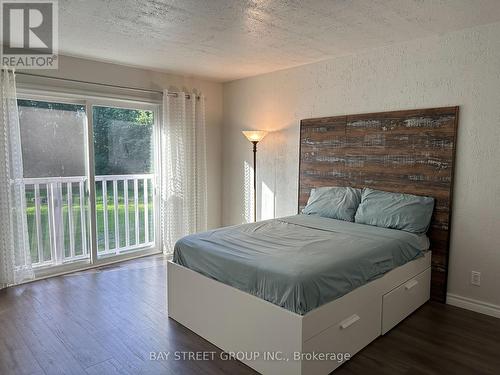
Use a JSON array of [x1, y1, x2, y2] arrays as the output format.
[[298, 107, 459, 302]]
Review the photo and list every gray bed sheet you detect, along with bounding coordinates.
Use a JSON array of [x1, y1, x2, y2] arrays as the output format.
[[173, 214, 429, 315]]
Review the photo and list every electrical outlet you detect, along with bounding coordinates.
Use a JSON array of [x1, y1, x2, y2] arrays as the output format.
[[471, 271, 481, 286]]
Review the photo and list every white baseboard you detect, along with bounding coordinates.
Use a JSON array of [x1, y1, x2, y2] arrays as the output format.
[[447, 293, 500, 319]]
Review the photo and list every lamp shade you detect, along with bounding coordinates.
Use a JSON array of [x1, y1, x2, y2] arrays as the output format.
[[242, 130, 268, 143]]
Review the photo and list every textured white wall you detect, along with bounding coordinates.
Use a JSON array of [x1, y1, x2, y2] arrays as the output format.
[[18, 55, 224, 229], [222, 23, 500, 307]]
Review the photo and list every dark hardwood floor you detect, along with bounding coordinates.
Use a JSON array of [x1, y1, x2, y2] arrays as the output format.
[[1, 255, 499, 375]]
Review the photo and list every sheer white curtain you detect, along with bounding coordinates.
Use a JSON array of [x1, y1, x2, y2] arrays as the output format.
[[161, 91, 207, 254], [0, 69, 33, 288]]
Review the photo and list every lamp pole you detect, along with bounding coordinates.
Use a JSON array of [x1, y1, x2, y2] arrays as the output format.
[[242, 130, 267, 223], [252, 140, 258, 222]]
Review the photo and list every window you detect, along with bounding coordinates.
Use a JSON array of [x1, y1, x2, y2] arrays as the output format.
[[17, 93, 160, 274], [92, 105, 156, 257], [19, 99, 89, 267]]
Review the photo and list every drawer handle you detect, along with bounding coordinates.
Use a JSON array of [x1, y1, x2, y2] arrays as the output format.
[[405, 279, 419, 290], [340, 314, 360, 329]]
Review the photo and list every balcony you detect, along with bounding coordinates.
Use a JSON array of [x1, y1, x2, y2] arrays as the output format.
[[24, 174, 155, 268]]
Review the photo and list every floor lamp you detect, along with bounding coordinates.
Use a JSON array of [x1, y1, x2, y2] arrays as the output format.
[[242, 130, 268, 222]]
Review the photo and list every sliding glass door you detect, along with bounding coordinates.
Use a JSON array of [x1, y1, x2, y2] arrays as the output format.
[[18, 99, 90, 268], [91, 104, 156, 259], [17, 92, 160, 275]]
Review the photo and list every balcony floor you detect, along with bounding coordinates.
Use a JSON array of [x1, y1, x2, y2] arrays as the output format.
[[0, 255, 499, 375]]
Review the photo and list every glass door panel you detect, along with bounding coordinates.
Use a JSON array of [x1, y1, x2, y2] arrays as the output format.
[[18, 99, 89, 268], [92, 105, 156, 258]]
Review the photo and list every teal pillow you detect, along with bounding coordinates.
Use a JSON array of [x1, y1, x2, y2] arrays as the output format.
[[355, 188, 434, 234], [302, 187, 362, 222]]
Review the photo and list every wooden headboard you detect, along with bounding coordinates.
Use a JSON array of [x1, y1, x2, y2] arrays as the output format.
[[298, 107, 459, 302]]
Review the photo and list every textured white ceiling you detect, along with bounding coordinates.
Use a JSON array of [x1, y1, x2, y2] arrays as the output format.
[[59, 0, 500, 82]]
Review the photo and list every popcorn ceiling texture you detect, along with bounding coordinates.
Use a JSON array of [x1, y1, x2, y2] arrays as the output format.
[[222, 22, 500, 307], [58, 0, 500, 81]]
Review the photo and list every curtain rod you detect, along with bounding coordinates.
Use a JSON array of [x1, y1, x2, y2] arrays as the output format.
[[15, 72, 199, 99]]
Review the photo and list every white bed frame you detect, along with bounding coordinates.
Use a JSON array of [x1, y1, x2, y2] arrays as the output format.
[[167, 251, 431, 375]]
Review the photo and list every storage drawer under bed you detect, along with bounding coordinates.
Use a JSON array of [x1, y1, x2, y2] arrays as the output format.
[[302, 296, 382, 374], [382, 267, 431, 334]]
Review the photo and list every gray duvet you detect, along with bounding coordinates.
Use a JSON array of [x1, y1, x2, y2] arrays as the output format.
[[173, 214, 429, 315]]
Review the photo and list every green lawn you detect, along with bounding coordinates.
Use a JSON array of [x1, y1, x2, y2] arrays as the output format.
[[25, 183, 154, 264]]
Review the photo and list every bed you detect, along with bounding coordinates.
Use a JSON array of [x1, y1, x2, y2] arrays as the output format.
[[168, 107, 459, 375], [173, 215, 429, 315]]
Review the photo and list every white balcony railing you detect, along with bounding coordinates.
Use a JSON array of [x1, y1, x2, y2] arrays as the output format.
[[23, 174, 155, 268]]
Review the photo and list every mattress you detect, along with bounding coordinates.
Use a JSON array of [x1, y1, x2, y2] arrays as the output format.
[[173, 214, 429, 315]]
